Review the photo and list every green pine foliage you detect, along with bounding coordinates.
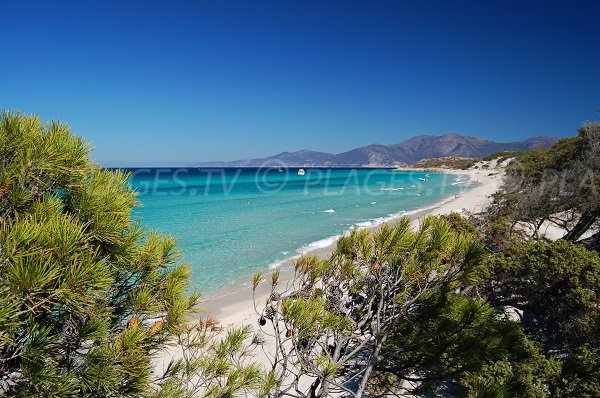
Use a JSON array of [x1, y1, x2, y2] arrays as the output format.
[[496, 122, 600, 248], [254, 216, 492, 397], [0, 111, 272, 398], [484, 239, 600, 351], [151, 319, 280, 398], [376, 292, 550, 397], [438, 214, 600, 397], [507, 133, 586, 183], [257, 212, 600, 396], [0, 111, 200, 396], [483, 239, 600, 397]]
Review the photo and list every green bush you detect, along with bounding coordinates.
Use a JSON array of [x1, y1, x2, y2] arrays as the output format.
[[0, 112, 199, 396]]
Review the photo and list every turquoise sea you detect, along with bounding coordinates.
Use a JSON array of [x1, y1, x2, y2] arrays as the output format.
[[127, 168, 472, 292]]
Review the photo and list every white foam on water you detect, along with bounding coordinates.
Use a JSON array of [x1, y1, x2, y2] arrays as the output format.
[[451, 176, 472, 185], [351, 209, 411, 229], [267, 234, 342, 269], [296, 235, 341, 254], [322, 208, 335, 213], [370, 196, 458, 225], [265, 193, 464, 272], [353, 217, 388, 228], [268, 256, 299, 269]]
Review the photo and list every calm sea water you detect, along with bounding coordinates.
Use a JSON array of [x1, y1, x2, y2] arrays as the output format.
[[126, 168, 472, 292]]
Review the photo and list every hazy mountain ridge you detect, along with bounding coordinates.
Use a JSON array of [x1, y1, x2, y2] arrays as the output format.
[[195, 134, 558, 167]]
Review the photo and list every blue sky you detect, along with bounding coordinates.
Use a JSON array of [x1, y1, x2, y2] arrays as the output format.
[[1, 1, 599, 166]]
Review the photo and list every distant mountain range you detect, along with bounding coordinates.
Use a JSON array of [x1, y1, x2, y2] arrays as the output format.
[[195, 134, 558, 168]]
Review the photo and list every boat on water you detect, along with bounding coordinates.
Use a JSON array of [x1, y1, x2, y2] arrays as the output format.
[[418, 177, 428, 181], [297, 168, 305, 176]]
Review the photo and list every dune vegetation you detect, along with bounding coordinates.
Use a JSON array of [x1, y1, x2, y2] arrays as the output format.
[[254, 123, 600, 397], [1, 112, 598, 397]]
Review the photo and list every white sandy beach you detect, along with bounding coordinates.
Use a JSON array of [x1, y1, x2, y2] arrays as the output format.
[[154, 162, 506, 379], [209, 164, 501, 324]]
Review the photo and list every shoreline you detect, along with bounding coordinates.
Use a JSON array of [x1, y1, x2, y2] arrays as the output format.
[[201, 191, 459, 304], [201, 166, 502, 323], [196, 171, 466, 300], [153, 164, 505, 375]]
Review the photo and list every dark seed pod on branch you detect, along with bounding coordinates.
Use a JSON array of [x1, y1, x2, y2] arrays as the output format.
[[269, 292, 281, 301], [298, 338, 309, 350], [258, 316, 267, 326], [299, 283, 313, 298], [264, 305, 276, 320], [326, 285, 344, 311], [327, 344, 336, 355]]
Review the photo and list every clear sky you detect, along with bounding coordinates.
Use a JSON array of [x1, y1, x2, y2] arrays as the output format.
[[1, 0, 599, 166]]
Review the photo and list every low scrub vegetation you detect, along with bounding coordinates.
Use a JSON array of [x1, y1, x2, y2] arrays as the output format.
[[2, 112, 598, 397]]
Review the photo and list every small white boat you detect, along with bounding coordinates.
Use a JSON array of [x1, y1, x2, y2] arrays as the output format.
[[418, 177, 428, 181], [297, 168, 305, 176]]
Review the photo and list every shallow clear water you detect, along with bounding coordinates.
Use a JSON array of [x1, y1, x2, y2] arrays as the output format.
[[126, 167, 471, 292]]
